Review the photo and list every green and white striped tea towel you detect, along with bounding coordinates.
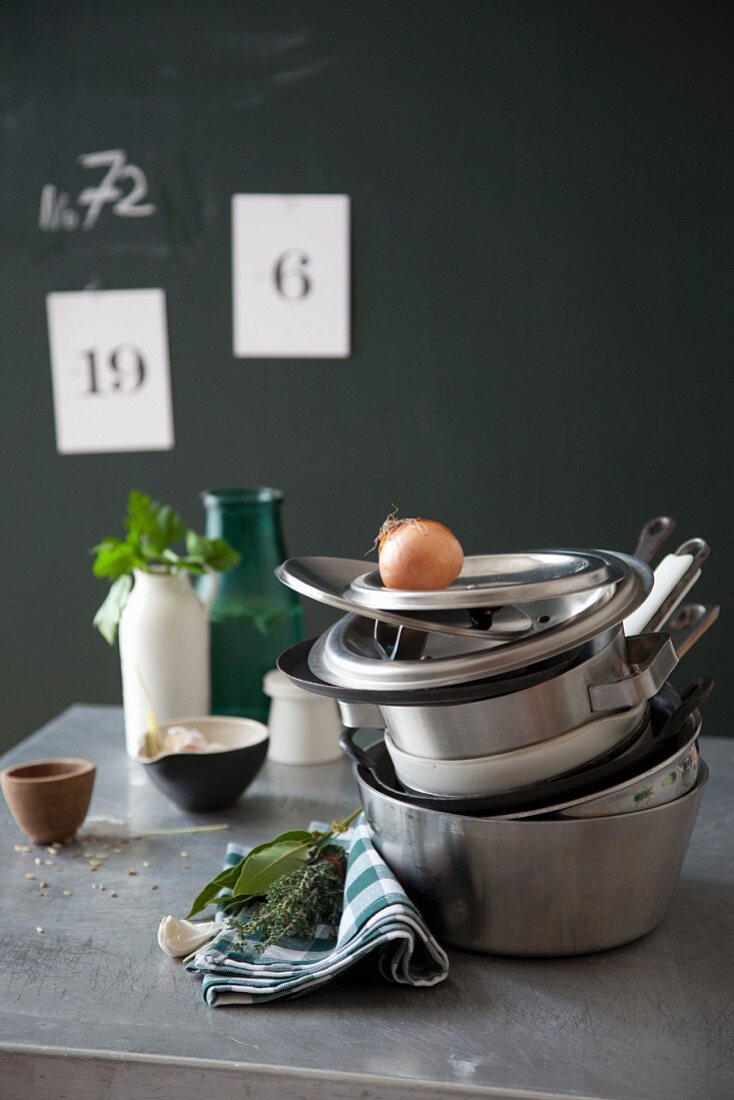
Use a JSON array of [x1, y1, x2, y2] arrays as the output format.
[[185, 814, 449, 1005]]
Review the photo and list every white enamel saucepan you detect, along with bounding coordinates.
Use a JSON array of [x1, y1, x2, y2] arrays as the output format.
[[383, 703, 648, 797]]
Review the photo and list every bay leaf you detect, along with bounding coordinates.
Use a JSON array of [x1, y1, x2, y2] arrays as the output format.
[[185, 831, 313, 918], [233, 839, 310, 898], [186, 861, 242, 919]]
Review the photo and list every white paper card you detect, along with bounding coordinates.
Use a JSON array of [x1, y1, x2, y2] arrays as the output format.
[[232, 194, 350, 358], [46, 288, 174, 454]]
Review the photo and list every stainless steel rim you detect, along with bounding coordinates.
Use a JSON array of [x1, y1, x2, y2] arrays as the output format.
[[310, 553, 651, 690], [276, 550, 646, 640], [357, 751, 708, 826], [348, 550, 625, 610], [500, 713, 702, 819]]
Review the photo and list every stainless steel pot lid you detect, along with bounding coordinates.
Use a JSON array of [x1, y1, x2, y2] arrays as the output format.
[[277, 553, 623, 640], [348, 550, 625, 611], [308, 552, 651, 691], [276, 556, 528, 638]]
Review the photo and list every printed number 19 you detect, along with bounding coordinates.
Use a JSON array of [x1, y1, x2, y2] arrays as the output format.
[[80, 346, 146, 395]]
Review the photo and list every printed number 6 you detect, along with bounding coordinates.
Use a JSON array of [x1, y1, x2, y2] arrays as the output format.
[[273, 250, 312, 301]]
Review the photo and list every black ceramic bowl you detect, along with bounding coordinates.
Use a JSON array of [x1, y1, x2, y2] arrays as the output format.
[[139, 717, 269, 812]]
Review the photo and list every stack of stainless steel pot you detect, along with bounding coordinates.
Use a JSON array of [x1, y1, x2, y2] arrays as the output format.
[[276, 518, 718, 956]]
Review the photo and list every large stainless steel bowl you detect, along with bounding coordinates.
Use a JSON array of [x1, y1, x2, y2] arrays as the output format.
[[358, 762, 707, 956]]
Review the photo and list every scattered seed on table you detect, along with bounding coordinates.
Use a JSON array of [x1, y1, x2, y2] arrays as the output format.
[[63, 890, 72, 897], [14, 844, 30, 853], [151, 885, 158, 891], [127, 869, 137, 876], [36, 926, 44, 934], [38, 892, 46, 898], [39, 880, 48, 888], [34, 856, 42, 865], [142, 861, 150, 868], [45, 859, 54, 866], [83, 851, 93, 858], [110, 891, 118, 898], [99, 884, 106, 891], [180, 851, 189, 858], [45, 847, 56, 855], [113, 847, 122, 855], [24, 873, 36, 880]]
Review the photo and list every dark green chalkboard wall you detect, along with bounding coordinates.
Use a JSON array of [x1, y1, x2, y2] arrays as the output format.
[[0, 1, 730, 752]]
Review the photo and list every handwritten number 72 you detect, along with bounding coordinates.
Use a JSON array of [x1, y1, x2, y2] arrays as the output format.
[[39, 149, 156, 233], [77, 150, 155, 229]]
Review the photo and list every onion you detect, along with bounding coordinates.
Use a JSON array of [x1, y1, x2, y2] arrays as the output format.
[[377, 512, 464, 590]]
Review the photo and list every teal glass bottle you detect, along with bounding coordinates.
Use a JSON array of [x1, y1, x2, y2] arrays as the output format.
[[201, 488, 303, 722]]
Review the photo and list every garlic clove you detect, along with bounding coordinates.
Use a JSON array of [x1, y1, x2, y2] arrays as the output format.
[[164, 726, 209, 754], [157, 915, 218, 957]]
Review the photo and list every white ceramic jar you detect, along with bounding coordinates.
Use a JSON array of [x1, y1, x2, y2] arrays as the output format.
[[119, 569, 215, 757], [263, 669, 342, 765]]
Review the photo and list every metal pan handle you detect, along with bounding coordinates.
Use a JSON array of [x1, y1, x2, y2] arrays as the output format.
[[623, 537, 709, 636], [337, 699, 386, 730], [589, 633, 678, 711], [655, 676, 714, 744], [643, 538, 709, 633], [663, 602, 720, 659], [339, 727, 378, 772], [633, 516, 676, 564]]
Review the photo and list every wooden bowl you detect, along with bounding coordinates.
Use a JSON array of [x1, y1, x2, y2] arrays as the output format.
[[0, 759, 96, 843]]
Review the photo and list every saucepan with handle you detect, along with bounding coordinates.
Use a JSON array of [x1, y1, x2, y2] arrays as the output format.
[[278, 520, 713, 759], [342, 673, 712, 818], [333, 539, 706, 759]]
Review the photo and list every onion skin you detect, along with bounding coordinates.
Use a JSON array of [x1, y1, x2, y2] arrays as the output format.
[[378, 519, 464, 590]]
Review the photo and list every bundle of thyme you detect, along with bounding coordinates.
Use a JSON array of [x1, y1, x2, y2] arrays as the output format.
[[229, 845, 347, 953], [186, 811, 360, 952]]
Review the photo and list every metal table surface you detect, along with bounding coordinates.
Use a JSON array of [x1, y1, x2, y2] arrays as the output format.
[[0, 706, 732, 1100]]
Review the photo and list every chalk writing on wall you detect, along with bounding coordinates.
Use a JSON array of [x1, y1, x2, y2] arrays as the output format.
[[39, 150, 156, 232]]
